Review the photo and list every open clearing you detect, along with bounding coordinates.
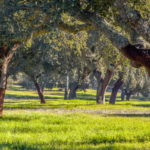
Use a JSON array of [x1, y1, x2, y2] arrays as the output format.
[[1, 85, 150, 150]]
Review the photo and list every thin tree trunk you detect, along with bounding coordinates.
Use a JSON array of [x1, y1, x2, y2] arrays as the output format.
[[97, 69, 113, 104], [121, 89, 125, 101], [96, 81, 101, 101], [64, 75, 69, 100], [109, 77, 123, 104], [64, 87, 68, 100], [33, 80, 46, 104]]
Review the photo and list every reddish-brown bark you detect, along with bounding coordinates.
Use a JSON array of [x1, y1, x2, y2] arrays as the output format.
[[0, 43, 20, 115], [0, 88, 6, 116], [33, 80, 46, 104], [97, 69, 113, 104]]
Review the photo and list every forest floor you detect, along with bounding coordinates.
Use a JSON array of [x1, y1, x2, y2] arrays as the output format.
[[0, 85, 150, 150]]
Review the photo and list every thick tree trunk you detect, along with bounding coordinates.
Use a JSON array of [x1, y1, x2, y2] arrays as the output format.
[[0, 43, 20, 115], [97, 69, 113, 104], [69, 82, 78, 99], [33, 80, 46, 104], [0, 44, 20, 115], [109, 77, 123, 104]]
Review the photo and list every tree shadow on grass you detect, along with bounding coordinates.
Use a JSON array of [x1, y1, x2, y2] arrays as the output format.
[[109, 114, 150, 117], [0, 115, 31, 122], [5, 94, 61, 100], [77, 93, 96, 100], [4, 103, 97, 110], [0, 143, 40, 150], [132, 104, 150, 108], [0, 143, 121, 150], [78, 94, 113, 101], [0, 141, 140, 150]]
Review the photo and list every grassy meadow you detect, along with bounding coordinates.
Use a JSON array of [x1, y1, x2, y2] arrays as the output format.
[[0, 85, 150, 150]]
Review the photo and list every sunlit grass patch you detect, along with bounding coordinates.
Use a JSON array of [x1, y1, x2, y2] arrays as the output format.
[[3, 87, 150, 111], [1, 86, 150, 149], [0, 112, 150, 150]]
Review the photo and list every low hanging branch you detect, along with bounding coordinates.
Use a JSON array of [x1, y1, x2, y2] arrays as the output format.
[[60, 8, 150, 75]]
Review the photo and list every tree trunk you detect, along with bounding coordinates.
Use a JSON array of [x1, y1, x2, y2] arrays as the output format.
[[109, 77, 123, 104], [33, 80, 46, 104], [121, 89, 125, 101], [69, 82, 78, 99], [126, 92, 131, 101], [93, 69, 102, 102], [96, 81, 101, 101], [97, 69, 113, 104], [0, 88, 6, 116], [64, 87, 68, 100], [64, 75, 69, 100], [0, 43, 20, 115]]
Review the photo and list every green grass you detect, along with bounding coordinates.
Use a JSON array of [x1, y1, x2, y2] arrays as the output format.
[[0, 112, 150, 150], [4, 86, 150, 111], [0, 85, 150, 149]]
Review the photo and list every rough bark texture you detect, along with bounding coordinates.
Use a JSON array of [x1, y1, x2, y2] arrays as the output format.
[[0, 43, 20, 115], [109, 76, 123, 104], [97, 69, 113, 104], [33, 80, 46, 104]]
